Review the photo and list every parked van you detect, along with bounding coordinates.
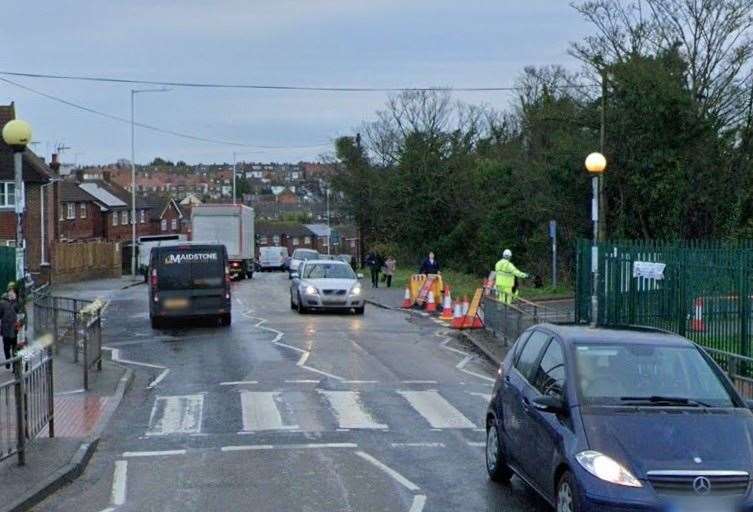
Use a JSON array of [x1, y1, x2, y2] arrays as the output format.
[[259, 246, 288, 271], [148, 243, 231, 328]]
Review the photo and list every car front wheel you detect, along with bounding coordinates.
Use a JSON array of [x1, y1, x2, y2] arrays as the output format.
[[486, 418, 513, 482], [297, 293, 307, 314], [556, 472, 580, 512]]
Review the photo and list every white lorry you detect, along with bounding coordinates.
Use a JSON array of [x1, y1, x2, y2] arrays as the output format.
[[191, 204, 255, 280]]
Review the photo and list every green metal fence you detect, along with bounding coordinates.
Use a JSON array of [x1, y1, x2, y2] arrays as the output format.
[[575, 239, 753, 357], [0, 246, 15, 293]]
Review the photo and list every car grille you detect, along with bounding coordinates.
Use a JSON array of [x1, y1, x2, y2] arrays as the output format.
[[322, 289, 347, 296], [647, 471, 750, 497]]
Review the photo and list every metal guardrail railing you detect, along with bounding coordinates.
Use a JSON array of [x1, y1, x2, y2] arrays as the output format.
[[481, 294, 575, 346], [32, 294, 103, 390], [0, 339, 54, 466], [703, 346, 753, 400]]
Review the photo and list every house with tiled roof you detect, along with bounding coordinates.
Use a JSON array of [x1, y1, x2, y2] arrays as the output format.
[[0, 103, 54, 280]]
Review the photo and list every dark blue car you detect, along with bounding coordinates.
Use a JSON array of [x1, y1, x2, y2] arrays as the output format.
[[485, 324, 753, 512]]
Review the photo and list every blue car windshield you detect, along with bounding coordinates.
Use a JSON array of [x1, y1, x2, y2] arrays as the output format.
[[574, 343, 735, 407], [303, 263, 355, 280]]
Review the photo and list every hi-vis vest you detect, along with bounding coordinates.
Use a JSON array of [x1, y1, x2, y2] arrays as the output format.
[[495, 259, 525, 288]]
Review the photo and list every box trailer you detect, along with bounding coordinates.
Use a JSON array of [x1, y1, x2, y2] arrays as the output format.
[[191, 204, 255, 279]]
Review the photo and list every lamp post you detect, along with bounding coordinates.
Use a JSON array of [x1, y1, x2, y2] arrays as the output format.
[[2, 119, 32, 287], [585, 152, 607, 326], [232, 152, 237, 205], [131, 88, 169, 276]]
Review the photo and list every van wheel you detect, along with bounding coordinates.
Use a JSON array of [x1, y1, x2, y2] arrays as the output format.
[[354, 306, 365, 315], [150, 316, 162, 329], [221, 313, 231, 326]]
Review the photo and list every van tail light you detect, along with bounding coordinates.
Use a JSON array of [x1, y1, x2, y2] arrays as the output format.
[[151, 268, 158, 288], [231, 261, 240, 268]]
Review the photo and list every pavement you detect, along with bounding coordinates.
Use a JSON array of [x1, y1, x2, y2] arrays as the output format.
[[0, 345, 132, 512], [23, 273, 548, 512]]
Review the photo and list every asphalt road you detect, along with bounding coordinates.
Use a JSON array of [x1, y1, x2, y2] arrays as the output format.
[[34, 273, 547, 512]]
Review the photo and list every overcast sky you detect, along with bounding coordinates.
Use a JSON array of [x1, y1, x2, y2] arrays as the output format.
[[0, 1, 591, 165]]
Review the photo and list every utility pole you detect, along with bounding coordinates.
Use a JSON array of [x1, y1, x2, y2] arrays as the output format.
[[326, 185, 331, 255], [232, 152, 237, 205]]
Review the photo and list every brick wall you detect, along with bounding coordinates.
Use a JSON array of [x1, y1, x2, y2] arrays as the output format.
[[104, 209, 154, 241], [58, 202, 101, 241], [0, 183, 48, 274], [158, 203, 182, 234]]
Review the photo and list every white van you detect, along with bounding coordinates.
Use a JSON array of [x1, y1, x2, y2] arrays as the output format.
[[259, 246, 288, 271]]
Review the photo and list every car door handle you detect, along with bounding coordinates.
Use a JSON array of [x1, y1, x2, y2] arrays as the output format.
[[504, 375, 511, 383]]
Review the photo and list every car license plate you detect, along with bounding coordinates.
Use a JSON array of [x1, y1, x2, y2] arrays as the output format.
[[164, 298, 189, 309]]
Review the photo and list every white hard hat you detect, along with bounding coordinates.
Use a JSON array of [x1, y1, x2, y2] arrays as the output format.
[[503, 249, 512, 259]]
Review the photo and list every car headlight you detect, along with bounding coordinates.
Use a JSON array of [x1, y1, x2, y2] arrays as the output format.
[[305, 285, 318, 295], [576, 451, 642, 488], [351, 285, 361, 296]]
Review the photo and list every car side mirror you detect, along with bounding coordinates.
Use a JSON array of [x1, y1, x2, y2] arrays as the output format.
[[357, 273, 364, 279], [532, 395, 567, 415], [290, 272, 299, 279]]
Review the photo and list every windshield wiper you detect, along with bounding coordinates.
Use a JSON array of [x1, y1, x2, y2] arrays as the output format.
[[619, 396, 711, 408]]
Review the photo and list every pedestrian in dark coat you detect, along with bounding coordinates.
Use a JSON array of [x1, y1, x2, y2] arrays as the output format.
[[0, 283, 20, 369], [365, 251, 384, 288], [419, 252, 440, 275]]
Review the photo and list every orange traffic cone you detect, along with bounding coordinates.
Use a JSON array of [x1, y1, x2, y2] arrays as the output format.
[[401, 287, 412, 309], [439, 287, 453, 320], [426, 290, 437, 313], [691, 298, 705, 332], [451, 301, 464, 329], [461, 296, 469, 316]]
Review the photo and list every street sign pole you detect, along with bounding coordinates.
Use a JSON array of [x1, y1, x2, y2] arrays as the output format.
[[549, 220, 557, 288]]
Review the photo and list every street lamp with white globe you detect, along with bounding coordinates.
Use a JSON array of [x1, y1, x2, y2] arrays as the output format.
[[585, 152, 606, 326], [2, 119, 32, 287]]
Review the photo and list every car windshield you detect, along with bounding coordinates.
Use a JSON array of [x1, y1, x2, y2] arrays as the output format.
[[302, 263, 355, 279], [574, 343, 734, 407], [294, 250, 319, 260]]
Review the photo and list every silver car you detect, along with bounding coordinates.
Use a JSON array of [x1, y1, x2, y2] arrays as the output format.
[[290, 259, 365, 314]]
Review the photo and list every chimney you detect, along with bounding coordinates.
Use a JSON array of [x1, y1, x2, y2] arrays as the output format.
[[75, 169, 85, 182], [102, 171, 111, 183], [50, 153, 61, 174]]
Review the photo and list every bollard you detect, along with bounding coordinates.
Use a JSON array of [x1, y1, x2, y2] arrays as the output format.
[[47, 348, 55, 438]]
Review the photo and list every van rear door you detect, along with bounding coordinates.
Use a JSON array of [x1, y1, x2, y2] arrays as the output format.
[[156, 245, 228, 315]]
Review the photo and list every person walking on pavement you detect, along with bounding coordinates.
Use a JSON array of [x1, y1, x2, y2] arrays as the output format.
[[495, 249, 528, 304], [419, 251, 440, 275], [1, 282, 21, 369], [383, 256, 396, 288], [365, 251, 383, 288]]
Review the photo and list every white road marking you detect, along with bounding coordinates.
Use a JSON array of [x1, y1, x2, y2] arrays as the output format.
[[98, 508, 116, 512], [285, 379, 320, 384], [355, 451, 420, 492], [221, 443, 357, 452], [240, 391, 299, 431], [296, 351, 310, 366], [122, 450, 187, 458], [409, 495, 427, 512], [147, 394, 204, 436], [461, 369, 496, 383], [111, 460, 127, 506], [467, 441, 486, 447], [104, 347, 170, 390], [342, 380, 379, 384], [219, 381, 259, 386], [299, 364, 345, 381], [390, 442, 445, 448], [319, 390, 388, 430], [397, 390, 476, 429], [401, 380, 438, 384], [435, 330, 497, 383], [469, 392, 492, 402]]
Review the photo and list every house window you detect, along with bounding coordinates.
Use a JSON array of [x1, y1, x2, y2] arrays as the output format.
[[80, 203, 87, 219], [113, 213, 118, 226], [292, 237, 300, 246], [59, 204, 64, 221], [304, 236, 311, 245], [0, 182, 16, 208], [259, 236, 267, 245], [67, 203, 75, 220], [273, 235, 280, 245], [171, 218, 177, 230], [161, 219, 167, 231], [140, 210, 146, 224], [121, 211, 128, 225], [350, 240, 356, 248]]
